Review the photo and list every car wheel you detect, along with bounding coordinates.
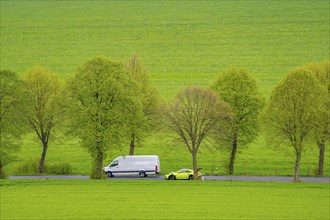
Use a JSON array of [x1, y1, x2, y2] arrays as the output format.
[[189, 175, 194, 180], [169, 175, 176, 180], [139, 171, 147, 178], [107, 172, 113, 178]]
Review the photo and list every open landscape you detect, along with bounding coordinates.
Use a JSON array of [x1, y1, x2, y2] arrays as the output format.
[[0, 1, 329, 219]]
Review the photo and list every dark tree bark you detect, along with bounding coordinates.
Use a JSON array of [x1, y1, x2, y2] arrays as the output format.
[[229, 131, 238, 175], [317, 142, 325, 176], [192, 150, 198, 179], [38, 140, 48, 173], [92, 150, 104, 179], [129, 133, 135, 155], [294, 152, 301, 182]]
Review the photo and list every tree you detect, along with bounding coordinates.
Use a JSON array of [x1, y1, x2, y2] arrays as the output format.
[[162, 86, 231, 179], [263, 69, 327, 181], [301, 60, 330, 176], [22, 66, 63, 173], [212, 66, 264, 175], [67, 57, 143, 179], [126, 54, 159, 155], [0, 70, 27, 178]]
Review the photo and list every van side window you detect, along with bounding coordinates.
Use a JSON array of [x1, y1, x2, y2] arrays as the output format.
[[110, 160, 119, 167]]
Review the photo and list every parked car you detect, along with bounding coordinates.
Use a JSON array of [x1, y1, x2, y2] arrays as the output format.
[[104, 155, 160, 178], [165, 168, 202, 180]]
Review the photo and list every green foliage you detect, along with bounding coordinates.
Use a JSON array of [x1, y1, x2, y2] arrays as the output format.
[[1, 180, 329, 220], [0, 70, 27, 178], [67, 57, 143, 178], [212, 66, 264, 174], [0, 166, 7, 179], [22, 66, 63, 173], [300, 60, 330, 175], [263, 69, 327, 181], [46, 162, 72, 175], [12, 158, 72, 175], [126, 54, 159, 154], [212, 66, 265, 147], [12, 158, 40, 174], [301, 61, 330, 144]]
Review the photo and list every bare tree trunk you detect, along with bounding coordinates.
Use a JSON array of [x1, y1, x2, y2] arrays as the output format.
[[38, 141, 48, 173], [92, 151, 104, 179], [294, 152, 301, 182], [229, 131, 238, 175], [0, 159, 5, 179], [317, 142, 325, 176], [192, 151, 197, 180], [129, 133, 135, 155]]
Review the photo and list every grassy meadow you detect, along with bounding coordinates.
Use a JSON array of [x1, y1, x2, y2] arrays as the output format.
[[1, 180, 329, 220], [1, 1, 329, 177]]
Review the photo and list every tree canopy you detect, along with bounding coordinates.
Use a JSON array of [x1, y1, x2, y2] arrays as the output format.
[[0, 70, 27, 177], [212, 66, 264, 174], [22, 66, 63, 173], [67, 57, 143, 178], [126, 54, 159, 155], [263, 68, 327, 181], [300, 60, 330, 176]]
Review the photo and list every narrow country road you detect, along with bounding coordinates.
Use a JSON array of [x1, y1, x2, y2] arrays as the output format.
[[8, 175, 330, 182]]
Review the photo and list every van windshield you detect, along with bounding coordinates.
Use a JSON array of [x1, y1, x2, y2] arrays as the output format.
[[110, 160, 119, 167]]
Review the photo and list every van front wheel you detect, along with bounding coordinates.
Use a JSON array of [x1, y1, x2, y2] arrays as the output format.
[[139, 172, 147, 178], [107, 172, 113, 178]]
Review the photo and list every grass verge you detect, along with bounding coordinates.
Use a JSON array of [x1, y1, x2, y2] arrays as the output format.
[[0, 180, 329, 219]]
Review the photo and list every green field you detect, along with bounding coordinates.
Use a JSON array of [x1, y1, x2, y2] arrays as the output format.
[[1, 1, 329, 97], [1, 180, 329, 220], [1, 1, 329, 177]]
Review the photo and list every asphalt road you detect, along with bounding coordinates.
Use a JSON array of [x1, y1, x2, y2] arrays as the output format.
[[8, 175, 330, 182]]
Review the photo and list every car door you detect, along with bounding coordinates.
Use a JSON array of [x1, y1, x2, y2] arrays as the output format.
[[176, 170, 188, 179]]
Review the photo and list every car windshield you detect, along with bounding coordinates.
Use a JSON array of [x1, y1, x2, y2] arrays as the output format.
[[177, 169, 190, 173]]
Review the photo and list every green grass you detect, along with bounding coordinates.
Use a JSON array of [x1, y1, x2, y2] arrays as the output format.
[[1, 1, 329, 177], [1, 1, 329, 98], [1, 180, 329, 220]]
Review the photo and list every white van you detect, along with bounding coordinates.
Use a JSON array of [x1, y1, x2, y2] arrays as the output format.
[[104, 155, 161, 178]]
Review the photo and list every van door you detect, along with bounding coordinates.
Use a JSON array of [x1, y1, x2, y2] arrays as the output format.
[[110, 160, 120, 173]]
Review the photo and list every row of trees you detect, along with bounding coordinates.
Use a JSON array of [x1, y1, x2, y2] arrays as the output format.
[[164, 62, 329, 181], [1, 55, 159, 178], [1, 56, 329, 181]]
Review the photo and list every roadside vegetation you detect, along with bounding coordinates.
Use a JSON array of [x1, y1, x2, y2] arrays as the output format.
[[0, 1, 329, 181], [2, 58, 329, 181]]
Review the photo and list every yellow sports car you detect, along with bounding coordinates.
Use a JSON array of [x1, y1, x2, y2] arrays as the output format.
[[165, 169, 202, 180]]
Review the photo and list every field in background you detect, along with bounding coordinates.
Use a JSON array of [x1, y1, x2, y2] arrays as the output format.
[[1, 1, 329, 98], [1, 180, 329, 220], [1, 1, 329, 176]]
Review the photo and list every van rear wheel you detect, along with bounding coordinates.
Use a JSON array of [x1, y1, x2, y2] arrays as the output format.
[[139, 172, 147, 178]]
